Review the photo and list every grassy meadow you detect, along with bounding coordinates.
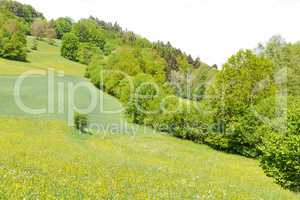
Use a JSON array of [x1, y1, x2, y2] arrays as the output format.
[[0, 117, 299, 199], [0, 37, 85, 76], [0, 38, 299, 199]]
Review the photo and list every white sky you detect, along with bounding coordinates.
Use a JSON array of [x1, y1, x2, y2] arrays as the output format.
[[18, 0, 300, 66]]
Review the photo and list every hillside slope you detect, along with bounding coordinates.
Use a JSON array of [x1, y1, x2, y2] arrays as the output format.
[[0, 36, 299, 199], [0, 37, 85, 76], [0, 117, 299, 200]]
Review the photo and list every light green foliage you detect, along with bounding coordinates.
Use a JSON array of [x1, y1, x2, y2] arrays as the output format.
[[208, 50, 276, 129], [260, 134, 300, 192], [61, 32, 80, 61], [206, 50, 276, 156], [148, 101, 213, 143], [72, 19, 106, 50], [125, 73, 161, 124], [86, 46, 168, 95], [106, 47, 143, 76], [259, 97, 300, 191], [77, 42, 102, 65], [139, 48, 167, 83], [176, 54, 191, 73], [261, 35, 300, 96], [53, 17, 73, 39], [0, 16, 27, 61]]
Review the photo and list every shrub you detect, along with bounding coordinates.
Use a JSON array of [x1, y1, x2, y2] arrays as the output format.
[[260, 134, 300, 191], [74, 112, 88, 133], [61, 32, 79, 61], [125, 74, 161, 124], [259, 97, 300, 191], [0, 31, 27, 61], [0, 19, 27, 61], [154, 103, 212, 143], [31, 38, 38, 50]]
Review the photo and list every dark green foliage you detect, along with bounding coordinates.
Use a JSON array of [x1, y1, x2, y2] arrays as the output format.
[[74, 112, 88, 133], [88, 16, 123, 34], [61, 32, 80, 61], [153, 41, 208, 81]]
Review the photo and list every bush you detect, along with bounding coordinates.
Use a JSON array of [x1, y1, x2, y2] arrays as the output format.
[[31, 38, 38, 50], [0, 18, 27, 61], [0, 31, 27, 61], [153, 103, 212, 143], [125, 74, 160, 124], [260, 134, 300, 191], [61, 32, 79, 61], [259, 97, 300, 191], [74, 112, 88, 133]]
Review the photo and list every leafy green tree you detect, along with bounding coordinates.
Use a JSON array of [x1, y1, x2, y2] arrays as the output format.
[[61, 32, 80, 61], [77, 42, 102, 64], [53, 17, 73, 39], [72, 19, 106, 50], [125, 73, 161, 124], [176, 54, 191, 73], [207, 50, 276, 156], [0, 31, 27, 61], [260, 35, 300, 96], [106, 47, 142, 76], [0, 18, 27, 61]]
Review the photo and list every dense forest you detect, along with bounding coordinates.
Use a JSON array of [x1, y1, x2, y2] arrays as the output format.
[[0, 0, 299, 192]]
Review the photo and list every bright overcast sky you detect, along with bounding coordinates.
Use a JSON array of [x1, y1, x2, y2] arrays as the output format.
[[18, 0, 300, 66]]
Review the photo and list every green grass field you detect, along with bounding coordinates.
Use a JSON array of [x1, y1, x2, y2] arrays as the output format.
[[0, 38, 299, 199], [0, 37, 85, 76], [0, 117, 299, 199]]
